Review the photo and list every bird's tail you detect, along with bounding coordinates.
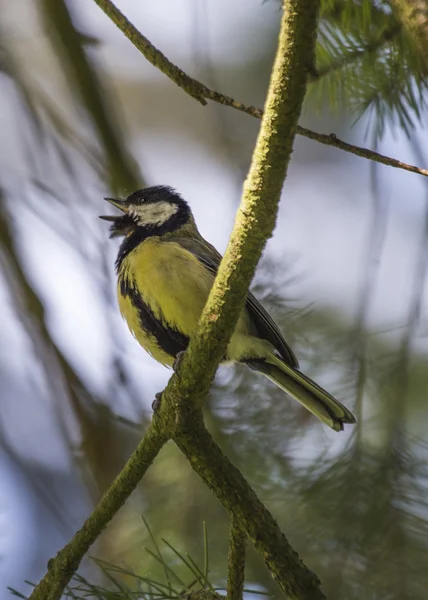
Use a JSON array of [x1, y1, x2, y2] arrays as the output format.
[[246, 355, 355, 432]]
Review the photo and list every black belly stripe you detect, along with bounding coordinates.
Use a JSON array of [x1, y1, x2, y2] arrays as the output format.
[[119, 275, 189, 359]]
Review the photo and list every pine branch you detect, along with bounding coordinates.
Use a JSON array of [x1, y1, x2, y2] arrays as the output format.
[[28, 2, 326, 600], [41, 0, 141, 192], [295, 128, 428, 177], [92, 0, 428, 179], [91, 0, 264, 114], [389, 0, 428, 60], [313, 1, 428, 137], [312, 22, 402, 81]]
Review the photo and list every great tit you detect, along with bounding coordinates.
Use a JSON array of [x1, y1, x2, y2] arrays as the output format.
[[100, 186, 355, 432]]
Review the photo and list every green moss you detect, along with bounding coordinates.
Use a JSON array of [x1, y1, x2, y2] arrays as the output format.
[[29, 2, 324, 600]]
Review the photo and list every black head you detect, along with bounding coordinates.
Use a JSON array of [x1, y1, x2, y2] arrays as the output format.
[[99, 186, 191, 239]]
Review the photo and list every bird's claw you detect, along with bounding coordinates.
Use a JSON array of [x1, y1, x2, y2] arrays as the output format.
[[173, 350, 185, 372], [152, 352, 185, 415], [152, 392, 163, 415]]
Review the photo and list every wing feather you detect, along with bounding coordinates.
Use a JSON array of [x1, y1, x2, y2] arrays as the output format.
[[171, 237, 299, 368]]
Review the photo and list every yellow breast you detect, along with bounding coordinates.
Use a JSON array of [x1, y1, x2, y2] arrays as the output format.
[[117, 237, 215, 366], [117, 236, 271, 367]]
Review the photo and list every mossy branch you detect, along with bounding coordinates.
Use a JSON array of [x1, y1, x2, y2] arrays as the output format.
[[27, 423, 168, 600], [227, 519, 246, 600], [28, 2, 325, 600], [156, 0, 320, 398], [92, 0, 428, 179], [174, 417, 324, 599]]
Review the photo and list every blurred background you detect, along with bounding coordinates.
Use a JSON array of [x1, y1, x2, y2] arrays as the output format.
[[0, 0, 427, 598]]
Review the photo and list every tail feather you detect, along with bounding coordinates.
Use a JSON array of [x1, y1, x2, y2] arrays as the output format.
[[247, 356, 355, 432]]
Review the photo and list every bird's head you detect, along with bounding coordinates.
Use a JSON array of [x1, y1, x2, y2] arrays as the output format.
[[99, 186, 191, 238]]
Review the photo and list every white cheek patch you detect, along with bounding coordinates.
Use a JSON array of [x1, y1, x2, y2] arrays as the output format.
[[129, 202, 179, 226]]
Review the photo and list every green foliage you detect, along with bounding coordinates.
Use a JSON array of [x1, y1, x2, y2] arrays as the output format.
[[2, 2, 428, 600], [307, 0, 428, 137], [9, 523, 266, 600]]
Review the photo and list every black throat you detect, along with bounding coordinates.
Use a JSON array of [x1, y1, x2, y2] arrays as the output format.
[[115, 202, 190, 273]]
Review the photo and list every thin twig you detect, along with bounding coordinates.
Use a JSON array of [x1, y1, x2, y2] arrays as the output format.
[[296, 127, 428, 177], [227, 519, 247, 600], [93, 0, 428, 179]]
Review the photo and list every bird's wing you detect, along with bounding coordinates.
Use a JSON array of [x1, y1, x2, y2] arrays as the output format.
[[172, 237, 299, 368]]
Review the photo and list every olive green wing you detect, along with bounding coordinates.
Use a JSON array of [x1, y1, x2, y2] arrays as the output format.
[[172, 237, 299, 368]]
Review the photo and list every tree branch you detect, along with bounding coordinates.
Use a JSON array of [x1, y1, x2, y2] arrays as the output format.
[[174, 417, 324, 600], [152, 0, 319, 406], [29, 2, 326, 599], [227, 519, 246, 600], [158, 0, 326, 597], [92, 0, 428, 179], [27, 423, 169, 600], [296, 128, 428, 177]]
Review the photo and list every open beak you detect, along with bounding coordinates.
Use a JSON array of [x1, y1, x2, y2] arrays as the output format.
[[99, 197, 129, 221]]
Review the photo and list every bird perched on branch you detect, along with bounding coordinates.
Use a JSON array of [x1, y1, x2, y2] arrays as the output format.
[[100, 185, 355, 432]]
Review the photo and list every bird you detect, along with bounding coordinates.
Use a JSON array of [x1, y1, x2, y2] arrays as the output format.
[[100, 185, 356, 432]]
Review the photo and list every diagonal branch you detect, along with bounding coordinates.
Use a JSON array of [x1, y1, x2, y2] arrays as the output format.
[[294, 128, 428, 177], [27, 422, 168, 600], [29, 2, 325, 599], [154, 0, 320, 405], [174, 418, 324, 600], [157, 0, 325, 597], [92, 0, 428, 179]]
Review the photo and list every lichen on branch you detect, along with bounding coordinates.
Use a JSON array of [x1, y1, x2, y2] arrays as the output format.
[[28, 2, 326, 600]]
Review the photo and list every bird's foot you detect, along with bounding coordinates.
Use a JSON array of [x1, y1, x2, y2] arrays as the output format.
[[152, 392, 163, 415], [173, 350, 185, 373]]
